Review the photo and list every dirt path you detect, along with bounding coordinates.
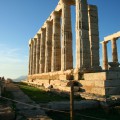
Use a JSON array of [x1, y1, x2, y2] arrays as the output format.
[[6, 82, 52, 120]]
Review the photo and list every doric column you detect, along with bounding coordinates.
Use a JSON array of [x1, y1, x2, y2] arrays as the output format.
[[40, 28, 46, 73], [44, 21, 52, 73], [102, 41, 108, 70], [111, 38, 118, 62], [61, 0, 73, 71], [51, 11, 61, 72], [33, 38, 37, 74], [31, 39, 34, 74], [36, 34, 41, 74], [76, 0, 91, 71], [28, 39, 32, 75], [88, 5, 101, 70]]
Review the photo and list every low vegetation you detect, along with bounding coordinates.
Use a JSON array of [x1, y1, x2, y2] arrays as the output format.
[[19, 83, 70, 103]]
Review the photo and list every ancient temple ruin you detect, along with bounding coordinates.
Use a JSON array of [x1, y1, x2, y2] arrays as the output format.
[[27, 0, 120, 97]]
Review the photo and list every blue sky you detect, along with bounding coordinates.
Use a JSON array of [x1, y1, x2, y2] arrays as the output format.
[[0, 0, 120, 79]]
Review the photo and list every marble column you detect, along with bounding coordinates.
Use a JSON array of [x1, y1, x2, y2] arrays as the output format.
[[61, 0, 73, 71], [36, 34, 41, 74], [31, 39, 34, 74], [28, 40, 32, 75], [51, 11, 61, 72], [40, 28, 46, 73], [44, 21, 52, 73], [111, 38, 118, 62], [102, 41, 108, 70], [33, 38, 37, 74], [76, 0, 91, 71], [88, 5, 101, 70]]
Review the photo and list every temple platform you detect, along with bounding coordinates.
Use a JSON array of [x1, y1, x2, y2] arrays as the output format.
[[27, 70, 120, 98]]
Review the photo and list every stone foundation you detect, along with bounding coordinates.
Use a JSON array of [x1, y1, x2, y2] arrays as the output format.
[[27, 69, 120, 97]]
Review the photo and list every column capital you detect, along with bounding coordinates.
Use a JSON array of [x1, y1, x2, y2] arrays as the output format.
[[101, 41, 108, 44], [37, 33, 41, 38], [45, 20, 52, 26], [41, 28, 46, 33], [29, 39, 32, 45], [30, 39, 34, 45], [111, 37, 118, 41], [52, 11, 61, 18], [33, 38, 37, 42]]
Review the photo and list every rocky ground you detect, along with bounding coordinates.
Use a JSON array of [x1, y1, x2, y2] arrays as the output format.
[[5, 82, 52, 120]]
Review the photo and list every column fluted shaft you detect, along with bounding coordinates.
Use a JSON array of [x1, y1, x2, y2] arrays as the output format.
[[51, 11, 61, 72], [31, 39, 34, 74], [28, 42, 31, 75], [88, 5, 100, 70], [76, 0, 91, 71], [61, 0, 73, 71], [40, 28, 46, 73], [45, 21, 52, 73], [102, 42, 108, 70], [33, 38, 37, 74], [36, 34, 41, 74], [111, 38, 118, 62]]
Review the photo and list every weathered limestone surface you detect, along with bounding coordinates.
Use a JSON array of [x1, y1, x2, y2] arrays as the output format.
[[76, 0, 91, 71], [101, 41, 108, 70], [28, 40, 32, 75], [36, 34, 41, 74], [111, 38, 118, 62], [30, 39, 34, 75], [45, 21, 52, 73], [51, 11, 61, 72], [84, 71, 120, 80], [40, 28, 46, 73], [61, 0, 73, 70], [80, 71, 120, 95], [33, 38, 37, 74], [88, 5, 101, 71], [104, 31, 120, 42]]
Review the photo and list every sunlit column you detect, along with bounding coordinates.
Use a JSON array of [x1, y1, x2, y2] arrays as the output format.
[[40, 28, 46, 73], [60, 0, 73, 71], [88, 5, 101, 70], [102, 41, 108, 70], [51, 11, 61, 72], [28, 40, 32, 75], [33, 38, 37, 74], [76, 0, 91, 71], [111, 38, 118, 62], [44, 21, 52, 73], [36, 34, 41, 74], [31, 39, 34, 74]]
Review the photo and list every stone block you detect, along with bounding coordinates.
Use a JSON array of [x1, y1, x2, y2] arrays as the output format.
[[92, 87, 105, 95], [84, 71, 119, 81], [79, 80, 95, 87], [106, 86, 120, 95], [105, 80, 120, 87], [59, 75, 71, 80], [117, 71, 120, 78], [59, 75, 67, 80], [47, 100, 99, 111], [106, 71, 119, 79]]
